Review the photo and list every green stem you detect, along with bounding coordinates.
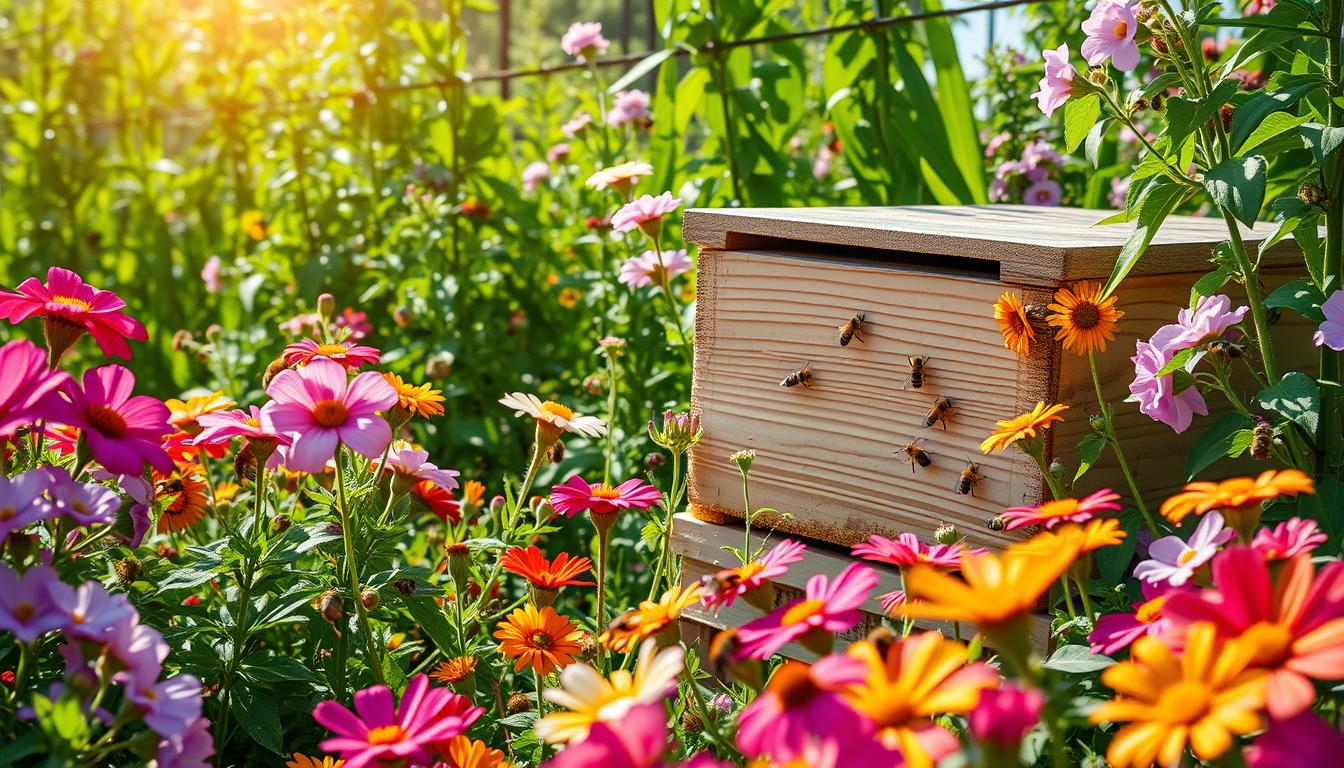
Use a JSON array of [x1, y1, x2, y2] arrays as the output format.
[[1075, 574, 1096, 626], [1025, 444, 1066, 500], [334, 451, 385, 684], [595, 529, 609, 635], [740, 470, 752, 565], [651, 238, 692, 363], [1088, 352, 1159, 536], [1218, 208, 1280, 384], [1319, 2, 1343, 477], [517, 437, 547, 522], [602, 353, 619, 486], [1059, 575, 1076, 619]]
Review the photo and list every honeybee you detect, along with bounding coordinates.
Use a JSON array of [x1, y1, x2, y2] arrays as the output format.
[[1251, 419, 1274, 460], [1207, 339, 1246, 359], [837, 312, 866, 346], [780, 365, 814, 388], [986, 515, 1007, 532], [699, 569, 744, 594], [547, 440, 565, 464], [898, 438, 932, 473], [922, 396, 952, 429], [904, 356, 929, 389], [955, 461, 983, 496]]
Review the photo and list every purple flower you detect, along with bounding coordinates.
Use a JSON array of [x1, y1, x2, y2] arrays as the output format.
[[522, 161, 550, 193], [385, 445, 459, 491], [562, 112, 593, 138], [1081, 0, 1141, 71], [1314, 290, 1344, 350], [127, 673, 204, 737], [1032, 44, 1077, 116], [608, 89, 651, 127], [156, 715, 215, 768], [46, 468, 121, 527], [1150, 294, 1249, 352], [0, 564, 67, 642], [50, 580, 136, 641], [1134, 511, 1235, 586], [1024, 179, 1062, 206], [0, 339, 70, 441], [1021, 140, 1063, 169], [1109, 176, 1129, 207], [201, 256, 221, 294], [1129, 339, 1208, 433], [0, 469, 55, 539], [107, 621, 170, 688], [1246, 712, 1344, 768], [1087, 580, 1186, 655]]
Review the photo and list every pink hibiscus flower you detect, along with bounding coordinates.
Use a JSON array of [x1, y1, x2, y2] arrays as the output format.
[[0, 339, 69, 440], [1252, 517, 1327, 562], [1032, 44, 1077, 116], [312, 674, 484, 768], [618, 249, 693, 289], [48, 365, 172, 475], [560, 21, 609, 61], [282, 338, 382, 370], [851, 532, 983, 570], [700, 539, 806, 614], [1150, 294, 1250, 353], [735, 563, 879, 659], [1314, 290, 1344, 350], [1129, 338, 1208, 434], [611, 192, 682, 236], [548, 476, 662, 517], [1081, 0, 1141, 71], [384, 445, 459, 491], [261, 358, 398, 474], [0, 267, 147, 361]]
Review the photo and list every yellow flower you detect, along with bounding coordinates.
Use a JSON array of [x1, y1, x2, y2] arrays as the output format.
[[598, 585, 702, 653], [1046, 282, 1123, 355], [241, 210, 268, 240], [1091, 623, 1268, 768], [980, 402, 1068, 453], [1013, 518, 1126, 558], [165, 391, 236, 434], [993, 291, 1035, 357], [383, 373, 446, 418], [286, 755, 343, 768], [1160, 469, 1315, 524], [536, 640, 685, 744], [498, 392, 606, 446]]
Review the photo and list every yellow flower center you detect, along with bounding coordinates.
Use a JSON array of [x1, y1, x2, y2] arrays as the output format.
[[49, 295, 92, 312], [769, 662, 821, 710], [245, 417, 261, 428], [312, 400, 349, 428], [1113, 21, 1128, 39], [1242, 621, 1294, 667], [1134, 595, 1166, 624], [737, 562, 765, 581], [589, 485, 622, 500], [540, 401, 574, 421], [86, 404, 128, 438], [1177, 549, 1200, 566], [315, 343, 350, 357], [1157, 681, 1212, 724], [781, 599, 825, 626], [366, 725, 404, 746], [1071, 302, 1101, 330]]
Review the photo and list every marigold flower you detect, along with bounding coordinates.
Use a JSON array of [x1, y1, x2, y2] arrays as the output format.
[[49, 365, 173, 476], [599, 584, 702, 653], [1090, 622, 1268, 768], [1160, 469, 1315, 525], [537, 639, 683, 744], [852, 532, 984, 570], [312, 675, 483, 767], [1046, 282, 1123, 355], [383, 373, 445, 418], [993, 291, 1035, 357], [979, 402, 1068, 453], [494, 605, 582, 676], [700, 539, 805, 614], [735, 563, 879, 659], [165, 392, 236, 435], [286, 755, 343, 768], [0, 267, 148, 361], [1001, 487, 1121, 530], [282, 338, 382, 370], [430, 656, 479, 685], [499, 392, 606, 447]]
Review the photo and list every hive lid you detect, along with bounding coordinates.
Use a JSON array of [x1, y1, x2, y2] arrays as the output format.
[[682, 205, 1298, 286]]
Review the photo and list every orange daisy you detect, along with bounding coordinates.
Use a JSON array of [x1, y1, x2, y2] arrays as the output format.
[[993, 291, 1035, 357], [501, 546, 595, 598], [286, 756, 343, 768], [164, 392, 236, 435], [1046, 282, 1123, 355], [494, 605, 582, 676], [980, 402, 1068, 453], [1160, 469, 1315, 525], [598, 584, 702, 653], [383, 373, 446, 418], [156, 469, 211, 533], [430, 656, 479, 685], [444, 735, 508, 768]]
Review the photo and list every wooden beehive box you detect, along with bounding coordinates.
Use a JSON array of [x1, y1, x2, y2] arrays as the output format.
[[671, 205, 1309, 645]]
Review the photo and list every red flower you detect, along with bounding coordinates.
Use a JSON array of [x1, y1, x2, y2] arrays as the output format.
[[0, 267, 147, 360], [501, 546, 595, 589], [181, 595, 201, 607], [413, 480, 461, 523]]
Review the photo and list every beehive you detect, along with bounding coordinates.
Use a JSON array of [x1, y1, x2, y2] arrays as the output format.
[[671, 205, 1309, 648]]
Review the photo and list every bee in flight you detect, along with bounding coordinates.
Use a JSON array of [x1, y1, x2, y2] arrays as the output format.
[[955, 461, 983, 496], [922, 396, 952, 429], [898, 438, 932, 473], [837, 312, 866, 346], [986, 514, 1006, 532], [903, 355, 929, 389], [780, 364, 814, 388]]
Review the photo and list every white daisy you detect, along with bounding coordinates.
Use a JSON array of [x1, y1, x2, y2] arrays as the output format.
[[536, 640, 684, 744], [585, 161, 654, 191], [498, 392, 607, 440]]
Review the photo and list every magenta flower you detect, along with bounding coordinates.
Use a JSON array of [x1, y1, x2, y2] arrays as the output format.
[[46, 468, 121, 527], [736, 656, 870, 761], [1150, 294, 1249, 352], [1129, 339, 1208, 434], [522, 161, 550, 193], [49, 580, 136, 642], [0, 564, 66, 642], [49, 365, 173, 475], [1133, 511, 1234, 586], [611, 192, 682, 236], [851, 532, 983, 570], [1314, 290, 1344, 350], [0, 469, 55, 540], [1253, 517, 1327, 562], [1246, 712, 1344, 768], [200, 256, 222, 294], [262, 358, 398, 473], [1081, 0, 1141, 71], [878, 589, 906, 614], [549, 475, 662, 518], [127, 673, 204, 737], [608, 89, 651, 127], [562, 112, 593, 138], [968, 684, 1043, 748], [1023, 179, 1062, 206], [1032, 44, 1077, 116], [0, 267, 147, 360], [0, 339, 69, 440], [193, 405, 292, 448], [618, 248, 693, 288], [313, 674, 484, 768], [735, 563, 879, 659], [282, 338, 382, 370], [560, 21, 609, 61], [1109, 176, 1129, 207], [1001, 488, 1123, 531], [155, 716, 215, 768], [384, 445, 459, 491], [542, 701, 666, 768], [1087, 580, 1185, 655], [700, 539, 806, 615]]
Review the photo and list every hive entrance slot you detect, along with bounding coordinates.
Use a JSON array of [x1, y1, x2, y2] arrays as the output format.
[[718, 233, 1002, 281]]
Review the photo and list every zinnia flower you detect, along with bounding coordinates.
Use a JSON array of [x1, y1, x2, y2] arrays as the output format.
[[736, 656, 870, 762], [287, 755, 344, 768], [0, 339, 68, 440], [992, 291, 1035, 357], [412, 480, 460, 523], [537, 640, 683, 744], [1134, 511, 1235, 587], [0, 564, 66, 642], [618, 249, 693, 288], [548, 475, 660, 519], [735, 563, 879, 659], [522, 161, 550, 193], [611, 192, 682, 236], [262, 359, 399, 474], [560, 21, 609, 60], [193, 406, 292, 449], [501, 546, 594, 605], [1047, 282, 1123, 355], [1032, 44, 1077, 116], [499, 392, 606, 446], [283, 338, 382, 370], [979, 402, 1068, 453], [608, 90, 651, 127], [382, 373, 445, 418], [1090, 622, 1268, 768], [155, 468, 211, 533], [1130, 338, 1208, 434], [968, 684, 1043, 749], [700, 538, 805, 614], [1314, 290, 1344, 350], [312, 674, 483, 768], [562, 112, 593, 138], [494, 605, 582, 675], [1081, 0, 1141, 70], [1160, 469, 1315, 525], [599, 584, 702, 653], [1088, 581, 1185, 656], [1001, 487, 1122, 530], [49, 365, 173, 475], [1245, 711, 1344, 768], [852, 533, 983, 570], [542, 701, 668, 768], [0, 267, 148, 361], [1252, 517, 1326, 561]]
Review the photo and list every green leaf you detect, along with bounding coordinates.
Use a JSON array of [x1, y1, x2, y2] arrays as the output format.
[[1204, 156, 1267, 227], [1065, 93, 1102, 154], [232, 684, 285, 755], [1085, 119, 1110, 169], [1299, 122, 1344, 163], [1102, 180, 1187, 297], [1157, 347, 1204, 377], [1190, 266, 1235, 308], [607, 48, 678, 95], [405, 597, 458, 653], [1164, 79, 1236, 147], [1185, 412, 1254, 480], [239, 654, 319, 684], [1237, 111, 1310, 156], [921, 0, 986, 203], [1043, 644, 1115, 674], [1257, 372, 1321, 436], [1264, 278, 1327, 322], [1230, 76, 1322, 149], [1073, 432, 1108, 483]]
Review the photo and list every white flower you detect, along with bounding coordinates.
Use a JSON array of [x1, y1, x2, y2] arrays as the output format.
[[536, 640, 684, 743], [1133, 511, 1235, 587], [585, 161, 654, 191], [498, 392, 607, 439]]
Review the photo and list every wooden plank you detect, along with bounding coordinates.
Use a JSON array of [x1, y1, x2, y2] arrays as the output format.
[[683, 205, 1300, 287]]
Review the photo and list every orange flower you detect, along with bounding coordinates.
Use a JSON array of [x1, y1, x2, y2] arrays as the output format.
[[993, 291, 1035, 357], [1046, 282, 1123, 355], [1014, 518, 1126, 558], [501, 546, 595, 591], [599, 585, 702, 653], [979, 402, 1067, 453], [444, 735, 508, 768], [165, 392, 236, 435], [156, 469, 211, 533], [286, 755, 343, 768], [1160, 469, 1315, 524], [430, 656, 479, 685], [383, 373, 445, 418], [241, 210, 268, 240], [494, 605, 582, 676], [461, 480, 485, 508], [412, 480, 461, 523]]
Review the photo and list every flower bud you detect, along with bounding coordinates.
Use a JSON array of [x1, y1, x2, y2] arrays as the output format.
[[730, 449, 756, 474], [318, 591, 343, 621], [171, 330, 194, 352], [445, 541, 472, 592], [1089, 414, 1107, 434], [360, 589, 380, 611], [681, 708, 704, 733], [317, 293, 336, 320], [933, 523, 960, 546]]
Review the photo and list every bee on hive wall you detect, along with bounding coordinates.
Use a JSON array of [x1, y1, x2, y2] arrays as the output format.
[[922, 396, 952, 429], [955, 461, 982, 496], [904, 355, 929, 389], [780, 365, 814, 388], [899, 438, 932, 473], [837, 312, 866, 346]]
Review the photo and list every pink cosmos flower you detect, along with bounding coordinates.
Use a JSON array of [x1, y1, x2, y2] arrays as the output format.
[[813, 145, 835, 180], [1001, 488, 1123, 531], [618, 248, 693, 288], [193, 405, 293, 448], [1150, 294, 1250, 352], [1022, 140, 1064, 170], [547, 143, 571, 162], [201, 256, 221, 294], [0, 564, 66, 642], [127, 673, 203, 737], [1129, 338, 1208, 433], [560, 21, 610, 60], [542, 701, 666, 768], [1109, 176, 1130, 207], [522, 161, 550, 193], [968, 684, 1044, 748], [338, 308, 372, 340], [283, 338, 382, 370], [608, 90, 651, 127], [384, 445, 459, 491], [549, 476, 662, 517], [1081, 0, 1141, 71], [48, 365, 173, 475], [313, 674, 484, 768], [1133, 511, 1234, 587], [700, 539, 806, 614], [46, 468, 121, 527], [0, 469, 55, 540], [0, 339, 69, 440], [1253, 517, 1327, 562], [1246, 712, 1344, 768], [737, 656, 870, 761], [156, 716, 215, 768], [611, 192, 682, 235], [48, 580, 136, 642], [851, 532, 984, 570], [1087, 580, 1185, 655], [0, 267, 148, 360], [562, 112, 593, 138], [262, 358, 398, 473], [1023, 179, 1062, 206], [735, 563, 880, 659], [1314, 290, 1344, 350], [107, 620, 170, 688], [1032, 44, 1077, 116]]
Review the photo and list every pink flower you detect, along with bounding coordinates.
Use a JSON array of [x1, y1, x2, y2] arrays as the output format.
[[0, 267, 147, 360], [562, 112, 593, 137], [385, 445, 459, 491], [1246, 712, 1344, 768], [611, 192, 682, 235], [1150, 294, 1249, 352], [700, 539, 806, 614], [968, 684, 1043, 748], [126, 673, 203, 737], [49, 365, 173, 475], [0, 339, 68, 441], [106, 620, 170, 688], [560, 21, 609, 61], [193, 405, 292, 448], [338, 308, 371, 340], [608, 90, 651, 127], [1081, 0, 1141, 71], [1032, 44, 1077, 116], [1314, 290, 1344, 350], [49, 579, 136, 642], [46, 468, 121, 527], [0, 564, 67, 642], [1024, 179, 1062, 206], [851, 532, 983, 570], [1129, 338, 1208, 434], [1253, 517, 1327, 561], [1022, 140, 1063, 169], [283, 338, 382, 370], [549, 476, 662, 517], [812, 145, 835, 180], [313, 674, 484, 768], [542, 701, 666, 768], [1087, 580, 1185, 655], [618, 248, 693, 288], [547, 143, 571, 162], [1001, 488, 1123, 531], [156, 716, 215, 768], [1133, 511, 1234, 587], [522, 161, 550, 193], [735, 563, 879, 659], [878, 589, 906, 614], [201, 256, 221, 294], [736, 656, 870, 761], [261, 358, 399, 474], [0, 469, 54, 539], [1109, 176, 1129, 207]]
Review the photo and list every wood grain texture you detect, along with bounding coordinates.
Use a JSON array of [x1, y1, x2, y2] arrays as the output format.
[[683, 205, 1298, 287]]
